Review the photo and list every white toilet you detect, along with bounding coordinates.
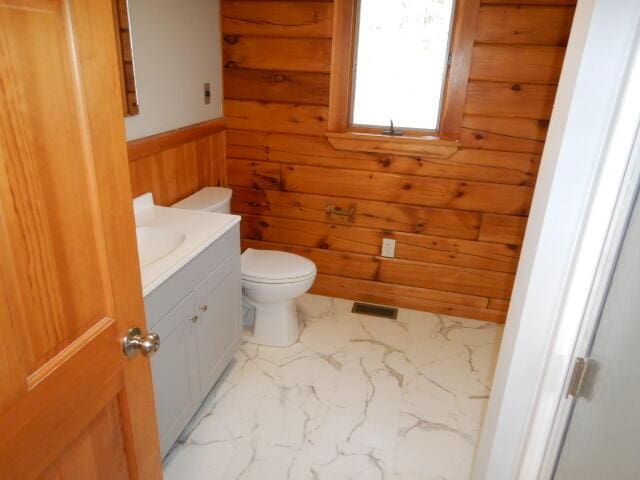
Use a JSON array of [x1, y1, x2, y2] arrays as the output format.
[[172, 187, 317, 347]]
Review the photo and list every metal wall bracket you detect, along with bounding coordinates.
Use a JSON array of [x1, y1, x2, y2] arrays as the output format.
[[325, 203, 357, 223]]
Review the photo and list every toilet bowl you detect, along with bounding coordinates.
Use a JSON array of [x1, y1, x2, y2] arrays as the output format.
[[241, 248, 316, 346], [172, 187, 317, 347]]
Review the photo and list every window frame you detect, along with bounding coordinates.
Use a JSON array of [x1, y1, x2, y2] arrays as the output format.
[[328, 0, 480, 142]]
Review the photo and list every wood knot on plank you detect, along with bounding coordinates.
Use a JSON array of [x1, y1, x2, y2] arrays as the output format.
[[473, 131, 484, 140], [272, 73, 285, 83], [511, 84, 522, 91], [402, 183, 412, 190], [224, 60, 238, 69], [223, 35, 239, 45]]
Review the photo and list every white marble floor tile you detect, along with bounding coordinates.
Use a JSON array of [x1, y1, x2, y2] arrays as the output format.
[[163, 294, 503, 480]]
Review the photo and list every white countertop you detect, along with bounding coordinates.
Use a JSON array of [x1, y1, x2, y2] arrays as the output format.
[[134, 193, 240, 297]]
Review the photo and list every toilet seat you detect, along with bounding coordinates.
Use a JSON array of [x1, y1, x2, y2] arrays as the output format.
[[241, 248, 316, 284]]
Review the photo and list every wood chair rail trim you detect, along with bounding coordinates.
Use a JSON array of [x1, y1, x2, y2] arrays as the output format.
[[127, 118, 225, 161]]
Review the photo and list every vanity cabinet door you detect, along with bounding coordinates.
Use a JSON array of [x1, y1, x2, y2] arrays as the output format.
[[193, 253, 243, 398], [151, 293, 200, 457]]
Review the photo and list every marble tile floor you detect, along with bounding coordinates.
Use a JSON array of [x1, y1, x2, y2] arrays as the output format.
[[163, 294, 503, 480]]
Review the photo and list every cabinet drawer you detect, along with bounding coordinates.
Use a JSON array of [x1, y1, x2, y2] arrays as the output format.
[[144, 224, 240, 329]]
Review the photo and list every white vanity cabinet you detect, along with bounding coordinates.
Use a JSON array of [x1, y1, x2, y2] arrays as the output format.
[[194, 255, 242, 397], [144, 225, 242, 457]]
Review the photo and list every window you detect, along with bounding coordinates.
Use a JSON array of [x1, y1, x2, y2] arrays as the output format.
[[328, 0, 478, 142], [351, 0, 456, 131]]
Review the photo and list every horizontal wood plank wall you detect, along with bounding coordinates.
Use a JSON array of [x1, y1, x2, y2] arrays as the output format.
[[127, 119, 226, 206], [222, 0, 576, 322]]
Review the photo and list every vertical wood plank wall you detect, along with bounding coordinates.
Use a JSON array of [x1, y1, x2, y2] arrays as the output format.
[[128, 120, 227, 206], [220, 0, 576, 322]]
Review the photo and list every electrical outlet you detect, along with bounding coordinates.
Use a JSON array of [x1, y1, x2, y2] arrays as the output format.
[[203, 82, 211, 105], [381, 238, 396, 258]]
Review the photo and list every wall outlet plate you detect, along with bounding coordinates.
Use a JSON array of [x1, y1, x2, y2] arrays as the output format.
[[381, 238, 396, 258]]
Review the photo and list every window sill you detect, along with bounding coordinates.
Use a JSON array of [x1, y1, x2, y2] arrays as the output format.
[[325, 131, 459, 158]]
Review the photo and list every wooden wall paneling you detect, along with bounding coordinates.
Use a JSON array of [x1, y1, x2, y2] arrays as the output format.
[[222, 0, 576, 322], [475, 6, 575, 45], [225, 100, 328, 135], [313, 274, 507, 322], [280, 164, 533, 215], [227, 158, 282, 190], [128, 119, 226, 206], [460, 116, 548, 154], [487, 298, 510, 312], [242, 239, 515, 300], [226, 130, 540, 186], [241, 214, 382, 256], [479, 213, 529, 245], [231, 187, 483, 240], [241, 214, 520, 273], [470, 45, 566, 84], [224, 68, 330, 105], [314, 273, 491, 310], [222, 1, 334, 38], [378, 257, 515, 300], [223, 36, 332, 72], [464, 81, 557, 119], [389, 231, 520, 273], [200, 130, 227, 187]]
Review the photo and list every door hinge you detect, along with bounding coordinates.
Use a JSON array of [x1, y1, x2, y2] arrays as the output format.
[[566, 357, 591, 398]]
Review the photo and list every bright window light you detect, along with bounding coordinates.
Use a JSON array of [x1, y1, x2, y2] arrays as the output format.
[[351, 0, 456, 131]]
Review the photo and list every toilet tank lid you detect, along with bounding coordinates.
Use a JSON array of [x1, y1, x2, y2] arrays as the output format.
[[241, 248, 317, 282], [172, 187, 232, 211]]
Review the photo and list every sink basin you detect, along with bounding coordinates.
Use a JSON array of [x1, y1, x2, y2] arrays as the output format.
[[136, 226, 186, 267]]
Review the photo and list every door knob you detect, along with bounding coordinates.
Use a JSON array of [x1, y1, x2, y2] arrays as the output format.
[[122, 327, 160, 358]]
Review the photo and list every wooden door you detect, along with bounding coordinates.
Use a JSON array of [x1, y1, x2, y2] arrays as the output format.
[[0, 0, 162, 479]]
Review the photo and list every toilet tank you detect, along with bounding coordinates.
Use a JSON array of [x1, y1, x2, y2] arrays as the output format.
[[172, 187, 232, 214]]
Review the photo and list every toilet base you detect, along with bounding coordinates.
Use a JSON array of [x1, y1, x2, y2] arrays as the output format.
[[243, 298, 300, 347]]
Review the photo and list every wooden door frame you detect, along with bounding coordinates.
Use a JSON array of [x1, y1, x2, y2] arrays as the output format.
[[472, 1, 640, 478]]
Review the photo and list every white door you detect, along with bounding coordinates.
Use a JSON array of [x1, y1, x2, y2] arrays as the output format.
[[553, 187, 640, 479]]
